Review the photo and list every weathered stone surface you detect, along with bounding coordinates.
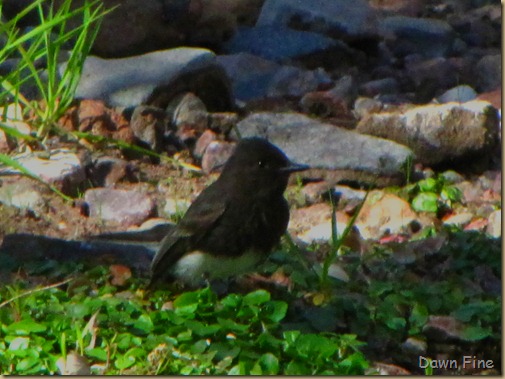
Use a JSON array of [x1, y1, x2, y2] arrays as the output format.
[[87, 156, 130, 187], [216, 53, 331, 101], [69, 48, 233, 111], [475, 54, 501, 92], [0, 177, 45, 211], [201, 140, 236, 174], [355, 192, 417, 240], [130, 105, 170, 152], [379, 16, 455, 58], [437, 85, 477, 103], [356, 100, 500, 165], [256, 0, 378, 40], [235, 112, 414, 186], [0, 150, 86, 194], [223, 26, 349, 64], [84, 188, 155, 227]]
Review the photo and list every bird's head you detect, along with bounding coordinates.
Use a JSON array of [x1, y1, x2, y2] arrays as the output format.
[[219, 137, 309, 198]]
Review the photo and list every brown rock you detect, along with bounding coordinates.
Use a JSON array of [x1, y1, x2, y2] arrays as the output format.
[[355, 192, 417, 240]]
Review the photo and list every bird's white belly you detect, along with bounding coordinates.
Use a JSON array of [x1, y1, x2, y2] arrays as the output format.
[[171, 250, 263, 287]]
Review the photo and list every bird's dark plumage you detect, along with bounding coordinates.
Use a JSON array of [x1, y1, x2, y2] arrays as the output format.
[[149, 137, 308, 288]]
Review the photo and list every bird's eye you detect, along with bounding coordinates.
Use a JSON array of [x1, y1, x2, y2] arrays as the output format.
[[258, 160, 266, 168]]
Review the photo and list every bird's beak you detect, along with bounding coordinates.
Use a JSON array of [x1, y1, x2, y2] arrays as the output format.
[[280, 162, 310, 173]]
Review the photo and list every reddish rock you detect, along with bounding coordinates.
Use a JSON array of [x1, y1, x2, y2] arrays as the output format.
[[477, 87, 501, 110]]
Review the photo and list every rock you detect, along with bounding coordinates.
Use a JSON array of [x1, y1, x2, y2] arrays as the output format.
[[404, 57, 459, 101], [0, 177, 45, 211], [256, 0, 378, 41], [423, 315, 465, 342], [379, 16, 455, 58], [436, 85, 477, 103], [475, 54, 501, 92], [355, 192, 417, 240], [84, 188, 155, 227], [359, 77, 399, 97], [86, 156, 130, 187], [223, 26, 350, 67], [216, 53, 332, 101], [288, 202, 331, 230], [333, 185, 367, 203], [440, 170, 465, 184], [76, 99, 110, 133], [486, 209, 501, 238], [353, 97, 384, 120], [401, 337, 427, 355], [56, 352, 90, 375], [193, 130, 218, 159], [300, 75, 357, 119], [0, 150, 86, 195], [456, 180, 483, 204], [477, 88, 501, 110], [201, 140, 236, 174], [356, 100, 500, 166], [70, 48, 233, 111], [297, 212, 350, 244], [216, 53, 278, 101], [208, 112, 239, 135], [369, 0, 423, 17], [442, 212, 473, 227], [301, 181, 331, 204], [162, 198, 191, 219], [235, 112, 414, 187], [0, 103, 31, 152], [266, 66, 334, 98], [371, 362, 411, 375], [130, 105, 170, 152], [51, 0, 193, 57], [167, 92, 209, 146]]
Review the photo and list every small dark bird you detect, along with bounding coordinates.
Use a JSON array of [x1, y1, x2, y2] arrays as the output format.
[[149, 137, 309, 288]]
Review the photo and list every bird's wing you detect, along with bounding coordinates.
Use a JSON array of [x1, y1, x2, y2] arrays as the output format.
[[149, 187, 227, 285]]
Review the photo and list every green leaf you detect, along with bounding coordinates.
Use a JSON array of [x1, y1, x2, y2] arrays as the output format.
[[7, 320, 47, 335], [133, 314, 154, 334], [385, 317, 406, 331], [411, 192, 439, 212], [417, 178, 438, 192], [185, 320, 221, 336], [257, 352, 279, 374], [285, 360, 309, 375], [115, 354, 136, 370], [460, 325, 492, 341], [86, 347, 107, 361], [261, 301, 288, 323], [440, 185, 462, 202], [217, 318, 249, 333], [16, 356, 41, 373], [243, 290, 270, 305]]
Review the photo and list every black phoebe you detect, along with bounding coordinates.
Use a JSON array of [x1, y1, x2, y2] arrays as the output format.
[[149, 137, 309, 288]]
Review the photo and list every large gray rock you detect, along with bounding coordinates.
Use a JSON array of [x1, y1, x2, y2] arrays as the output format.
[[217, 53, 332, 101], [235, 112, 414, 186], [356, 100, 500, 166], [476, 54, 501, 92], [379, 16, 455, 58], [222, 26, 350, 64], [256, 0, 378, 40], [69, 48, 233, 111]]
